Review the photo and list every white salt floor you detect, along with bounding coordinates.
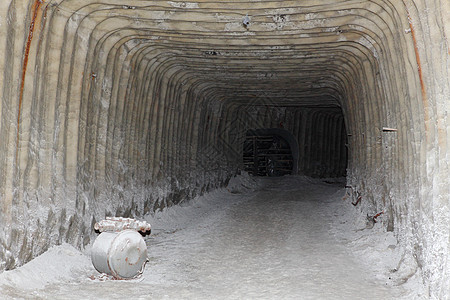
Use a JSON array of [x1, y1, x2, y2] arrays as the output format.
[[0, 175, 426, 299]]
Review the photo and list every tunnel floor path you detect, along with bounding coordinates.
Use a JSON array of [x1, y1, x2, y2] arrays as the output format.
[[0, 176, 416, 299]]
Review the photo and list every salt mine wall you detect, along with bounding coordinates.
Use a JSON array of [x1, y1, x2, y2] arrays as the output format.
[[0, 0, 448, 298]]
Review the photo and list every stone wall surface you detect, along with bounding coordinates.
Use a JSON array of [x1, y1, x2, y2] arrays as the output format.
[[0, 0, 448, 298]]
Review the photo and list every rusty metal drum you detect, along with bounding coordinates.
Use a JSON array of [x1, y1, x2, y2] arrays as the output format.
[[91, 229, 148, 279]]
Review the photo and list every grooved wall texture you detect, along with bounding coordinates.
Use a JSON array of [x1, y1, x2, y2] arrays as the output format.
[[0, 1, 448, 298]]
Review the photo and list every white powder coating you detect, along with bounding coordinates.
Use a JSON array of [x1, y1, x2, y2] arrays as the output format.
[[356, 36, 379, 59], [167, 1, 199, 9], [0, 175, 426, 299], [94, 217, 151, 233]]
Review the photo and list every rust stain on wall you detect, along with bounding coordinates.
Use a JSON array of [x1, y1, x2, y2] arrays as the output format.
[[408, 20, 428, 109], [403, 7, 429, 132], [16, 0, 45, 160]]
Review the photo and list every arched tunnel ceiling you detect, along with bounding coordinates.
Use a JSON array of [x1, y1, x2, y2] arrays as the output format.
[[53, 0, 394, 110]]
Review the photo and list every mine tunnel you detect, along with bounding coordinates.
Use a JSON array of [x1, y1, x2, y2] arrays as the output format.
[[0, 0, 448, 298], [244, 128, 302, 177]]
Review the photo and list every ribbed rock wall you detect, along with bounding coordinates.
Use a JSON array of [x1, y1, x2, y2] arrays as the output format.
[[0, 0, 448, 298]]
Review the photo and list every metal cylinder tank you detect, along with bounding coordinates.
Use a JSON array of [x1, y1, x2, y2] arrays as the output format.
[[91, 229, 148, 279]]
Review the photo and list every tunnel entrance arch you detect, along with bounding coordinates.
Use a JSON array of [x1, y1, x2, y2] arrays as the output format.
[[243, 128, 299, 176]]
